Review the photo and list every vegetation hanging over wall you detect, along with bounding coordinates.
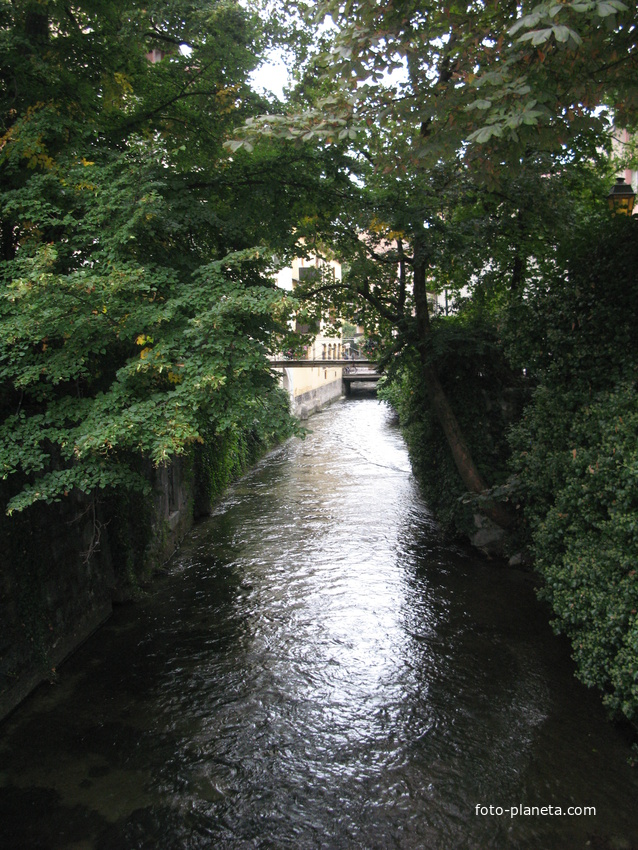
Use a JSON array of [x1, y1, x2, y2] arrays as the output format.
[[378, 315, 526, 539], [193, 391, 293, 516]]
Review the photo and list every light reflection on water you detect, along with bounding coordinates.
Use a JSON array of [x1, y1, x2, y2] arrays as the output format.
[[2, 398, 638, 849]]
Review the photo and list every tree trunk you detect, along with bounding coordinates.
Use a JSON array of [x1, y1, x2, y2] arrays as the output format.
[[412, 247, 512, 529]]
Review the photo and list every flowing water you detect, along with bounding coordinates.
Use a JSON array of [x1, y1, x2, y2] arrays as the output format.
[[1, 398, 638, 850]]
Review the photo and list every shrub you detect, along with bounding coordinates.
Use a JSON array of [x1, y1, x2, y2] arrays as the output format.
[[506, 213, 638, 720], [516, 384, 638, 717]]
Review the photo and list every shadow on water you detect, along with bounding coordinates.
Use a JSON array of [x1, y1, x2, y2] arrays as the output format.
[[2, 398, 638, 850]]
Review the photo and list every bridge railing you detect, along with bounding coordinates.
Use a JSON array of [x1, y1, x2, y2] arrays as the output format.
[[269, 358, 377, 368]]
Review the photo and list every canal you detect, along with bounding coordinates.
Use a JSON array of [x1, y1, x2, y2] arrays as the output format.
[[1, 398, 638, 849]]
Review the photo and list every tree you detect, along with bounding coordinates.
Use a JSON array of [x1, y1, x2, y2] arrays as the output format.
[[229, 0, 636, 528], [0, 0, 326, 514]]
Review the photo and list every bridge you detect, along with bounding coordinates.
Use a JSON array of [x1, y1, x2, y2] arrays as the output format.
[[270, 359, 382, 396], [269, 359, 376, 368]]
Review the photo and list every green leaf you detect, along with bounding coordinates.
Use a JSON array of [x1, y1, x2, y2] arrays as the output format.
[[467, 99, 493, 111], [552, 25, 574, 42], [467, 124, 503, 143], [597, 0, 626, 15], [518, 28, 554, 45]]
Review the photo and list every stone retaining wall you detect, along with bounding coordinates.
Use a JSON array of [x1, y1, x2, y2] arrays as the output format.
[[0, 459, 195, 722], [292, 377, 344, 419]]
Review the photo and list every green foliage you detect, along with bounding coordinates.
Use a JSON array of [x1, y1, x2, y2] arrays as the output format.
[[241, 0, 636, 181], [0, 229, 296, 512], [506, 215, 638, 719], [0, 0, 311, 516], [503, 213, 638, 389], [380, 313, 524, 536], [196, 429, 252, 511], [194, 382, 295, 512], [522, 384, 638, 718], [379, 354, 472, 535]]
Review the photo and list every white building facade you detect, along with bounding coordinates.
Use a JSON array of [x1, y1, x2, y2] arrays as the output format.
[[276, 256, 345, 419]]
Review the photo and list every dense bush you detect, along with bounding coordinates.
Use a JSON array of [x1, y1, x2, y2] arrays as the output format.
[[536, 387, 637, 715], [506, 214, 638, 720], [510, 382, 638, 718]]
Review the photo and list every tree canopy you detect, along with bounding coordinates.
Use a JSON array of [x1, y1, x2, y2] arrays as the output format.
[[226, 0, 637, 521], [0, 0, 350, 512]]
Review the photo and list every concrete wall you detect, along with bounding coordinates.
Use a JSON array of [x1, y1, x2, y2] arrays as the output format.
[[0, 490, 116, 720], [0, 459, 195, 722], [291, 373, 343, 419], [284, 358, 344, 419]]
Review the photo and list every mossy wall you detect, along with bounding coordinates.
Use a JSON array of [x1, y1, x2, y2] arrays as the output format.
[[0, 421, 287, 721], [0, 487, 115, 720]]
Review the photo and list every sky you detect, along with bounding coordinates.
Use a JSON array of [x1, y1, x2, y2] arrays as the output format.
[[250, 53, 290, 100]]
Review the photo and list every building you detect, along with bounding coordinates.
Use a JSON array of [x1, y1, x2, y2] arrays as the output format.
[[275, 256, 346, 419]]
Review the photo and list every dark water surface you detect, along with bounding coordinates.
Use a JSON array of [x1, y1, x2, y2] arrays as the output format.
[[2, 398, 638, 850]]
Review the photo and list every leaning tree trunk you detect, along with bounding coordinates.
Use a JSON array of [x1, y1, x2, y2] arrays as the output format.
[[412, 252, 512, 530]]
